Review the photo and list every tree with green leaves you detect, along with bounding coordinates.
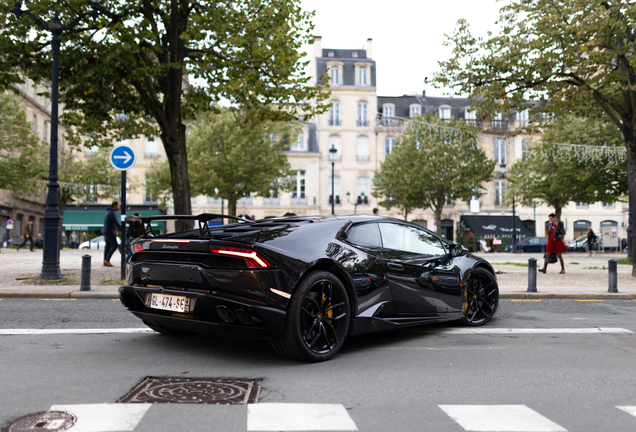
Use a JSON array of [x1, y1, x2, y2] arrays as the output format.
[[1, 0, 328, 230], [374, 113, 495, 231], [435, 1, 636, 272], [508, 115, 627, 221], [147, 109, 295, 216], [0, 92, 45, 195]]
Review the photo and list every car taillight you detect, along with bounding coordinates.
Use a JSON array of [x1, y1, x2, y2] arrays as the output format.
[[131, 243, 144, 254], [210, 246, 271, 268]]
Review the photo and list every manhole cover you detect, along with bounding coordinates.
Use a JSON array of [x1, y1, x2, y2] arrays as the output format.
[[5, 411, 75, 432], [118, 377, 262, 405]]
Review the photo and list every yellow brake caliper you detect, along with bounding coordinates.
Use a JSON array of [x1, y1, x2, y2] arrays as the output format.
[[323, 292, 333, 318]]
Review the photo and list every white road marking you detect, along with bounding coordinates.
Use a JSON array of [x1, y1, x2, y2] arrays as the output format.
[[50, 404, 151, 432], [0, 328, 154, 335], [424, 327, 633, 335], [617, 406, 636, 418], [439, 405, 567, 432], [247, 403, 357, 431]]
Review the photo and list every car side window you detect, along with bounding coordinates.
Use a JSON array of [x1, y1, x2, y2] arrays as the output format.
[[529, 238, 539, 245], [347, 223, 382, 248], [378, 223, 446, 257]]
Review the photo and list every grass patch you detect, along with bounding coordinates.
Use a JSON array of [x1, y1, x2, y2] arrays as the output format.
[[102, 278, 126, 285], [17, 274, 79, 285], [570, 262, 580, 265], [491, 262, 529, 267], [584, 266, 607, 270], [617, 259, 633, 265]]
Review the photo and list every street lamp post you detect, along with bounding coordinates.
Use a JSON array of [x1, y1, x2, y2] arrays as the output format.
[[346, 191, 364, 215], [500, 163, 516, 253], [329, 144, 338, 215], [11, 1, 101, 279]]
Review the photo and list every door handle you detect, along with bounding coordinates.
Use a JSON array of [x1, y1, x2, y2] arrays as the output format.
[[388, 263, 404, 271]]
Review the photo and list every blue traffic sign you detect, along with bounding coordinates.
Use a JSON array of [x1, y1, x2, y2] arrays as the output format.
[[110, 145, 136, 171]]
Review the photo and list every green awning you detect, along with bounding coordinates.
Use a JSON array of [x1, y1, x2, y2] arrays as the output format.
[[62, 209, 165, 232]]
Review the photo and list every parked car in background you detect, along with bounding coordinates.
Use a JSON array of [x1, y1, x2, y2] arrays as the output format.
[[567, 235, 599, 252], [79, 236, 120, 250], [515, 237, 548, 253]]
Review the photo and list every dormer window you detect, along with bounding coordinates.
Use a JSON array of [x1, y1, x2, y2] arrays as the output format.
[[439, 105, 451, 121], [331, 68, 340, 85], [327, 61, 343, 86], [328, 51, 334, 58], [409, 104, 422, 118], [465, 108, 476, 120], [352, 51, 358, 58], [358, 68, 367, 86], [383, 103, 395, 117]]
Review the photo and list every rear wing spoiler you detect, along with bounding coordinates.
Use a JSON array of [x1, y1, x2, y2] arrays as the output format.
[[125, 213, 254, 239]]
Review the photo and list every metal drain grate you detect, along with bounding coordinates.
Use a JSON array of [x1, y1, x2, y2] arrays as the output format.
[[5, 411, 76, 432], [118, 377, 262, 405]]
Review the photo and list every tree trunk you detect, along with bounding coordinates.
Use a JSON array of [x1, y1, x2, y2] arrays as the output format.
[[227, 192, 237, 217], [162, 126, 192, 232], [402, 206, 409, 221], [626, 142, 636, 276], [553, 198, 562, 222], [434, 204, 444, 235]]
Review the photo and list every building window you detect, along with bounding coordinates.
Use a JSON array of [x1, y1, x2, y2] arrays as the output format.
[[385, 137, 397, 155], [465, 109, 476, 120], [495, 180, 506, 206], [383, 104, 395, 118], [356, 136, 370, 161], [328, 51, 334, 58], [145, 136, 159, 158], [237, 195, 252, 205], [439, 105, 451, 121], [328, 176, 341, 205], [85, 145, 99, 157], [357, 102, 368, 126], [329, 135, 342, 161], [292, 131, 305, 151], [191, 196, 197, 204], [603, 202, 615, 209], [494, 138, 506, 164], [521, 139, 530, 161], [358, 68, 368, 86], [32, 114, 37, 134], [357, 176, 370, 205], [291, 170, 306, 204], [516, 110, 529, 125], [409, 104, 421, 118], [144, 175, 157, 204], [207, 195, 222, 204], [329, 101, 340, 126], [43, 121, 49, 142], [352, 51, 358, 58], [330, 67, 339, 85], [576, 202, 588, 209]]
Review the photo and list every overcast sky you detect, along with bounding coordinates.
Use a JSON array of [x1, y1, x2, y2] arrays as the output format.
[[300, 0, 503, 97]]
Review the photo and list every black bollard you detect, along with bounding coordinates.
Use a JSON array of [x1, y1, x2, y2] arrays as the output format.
[[527, 258, 537, 293], [80, 254, 91, 291], [608, 259, 618, 293]]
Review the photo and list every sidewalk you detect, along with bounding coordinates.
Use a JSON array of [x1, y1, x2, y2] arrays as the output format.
[[0, 249, 635, 299]]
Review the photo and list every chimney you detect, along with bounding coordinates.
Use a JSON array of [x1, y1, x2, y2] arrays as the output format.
[[366, 38, 373, 59], [422, 77, 428, 98], [313, 36, 322, 59]]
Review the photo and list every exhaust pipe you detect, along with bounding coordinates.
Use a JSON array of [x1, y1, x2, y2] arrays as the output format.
[[235, 309, 253, 325], [216, 305, 235, 323]]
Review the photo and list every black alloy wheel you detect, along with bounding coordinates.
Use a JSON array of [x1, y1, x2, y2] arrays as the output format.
[[270, 271, 350, 362], [462, 268, 499, 326]]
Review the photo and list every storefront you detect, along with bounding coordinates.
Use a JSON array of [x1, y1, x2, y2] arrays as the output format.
[[62, 204, 166, 245], [0, 205, 11, 247], [572, 220, 591, 239], [460, 215, 533, 251]]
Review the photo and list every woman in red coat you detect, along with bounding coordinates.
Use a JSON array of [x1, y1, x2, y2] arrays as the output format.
[[539, 213, 566, 274]]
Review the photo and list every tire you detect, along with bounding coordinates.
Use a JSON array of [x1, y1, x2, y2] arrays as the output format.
[[462, 268, 499, 326], [270, 271, 351, 362]]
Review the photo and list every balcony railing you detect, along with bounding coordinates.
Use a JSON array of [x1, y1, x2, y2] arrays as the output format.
[[262, 197, 280, 205], [291, 197, 307, 205], [465, 119, 483, 127], [328, 119, 341, 126], [491, 120, 509, 130], [145, 152, 158, 158], [376, 114, 408, 128], [357, 119, 369, 127], [356, 155, 370, 162]]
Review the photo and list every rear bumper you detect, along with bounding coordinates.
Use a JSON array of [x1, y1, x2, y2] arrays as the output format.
[[119, 285, 287, 340]]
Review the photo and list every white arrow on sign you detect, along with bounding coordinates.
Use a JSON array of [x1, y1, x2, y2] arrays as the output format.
[[113, 151, 132, 164]]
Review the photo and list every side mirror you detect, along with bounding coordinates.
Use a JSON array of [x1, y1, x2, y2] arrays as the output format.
[[449, 243, 467, 257]]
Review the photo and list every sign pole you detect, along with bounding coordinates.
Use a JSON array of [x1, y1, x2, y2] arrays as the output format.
[[121, 170, 126, 281]]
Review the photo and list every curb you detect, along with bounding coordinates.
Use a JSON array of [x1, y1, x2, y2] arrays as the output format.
[[500, 293, 636, 300]]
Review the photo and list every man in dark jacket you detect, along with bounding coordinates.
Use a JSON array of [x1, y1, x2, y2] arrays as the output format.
[[16, 220, 34, 252], [103, 201, 122, 267]]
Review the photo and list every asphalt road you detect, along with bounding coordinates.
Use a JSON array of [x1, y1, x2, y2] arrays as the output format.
[[1, 299, 635, 431]]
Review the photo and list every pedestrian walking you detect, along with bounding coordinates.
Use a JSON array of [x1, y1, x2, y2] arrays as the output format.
[[103, 201, 122, 267], [70, 231, 78, 249], [587, 227, 596, 256], [125, 213, 144, 263], [539, 213, 566, 274], [16, 220, 34, 252]]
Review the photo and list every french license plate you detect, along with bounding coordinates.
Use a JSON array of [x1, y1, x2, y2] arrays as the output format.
[[146, 293, 195, 313]]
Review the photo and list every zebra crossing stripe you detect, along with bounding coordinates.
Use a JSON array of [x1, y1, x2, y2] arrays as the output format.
[[438, 405, 567, 432], [49, 404, 151, 432], [247, 403, 357, 431], [617, 406, 636, 418]]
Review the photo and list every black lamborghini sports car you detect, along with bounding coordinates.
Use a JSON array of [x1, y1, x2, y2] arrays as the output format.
[[119, 214, 499, 362]]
